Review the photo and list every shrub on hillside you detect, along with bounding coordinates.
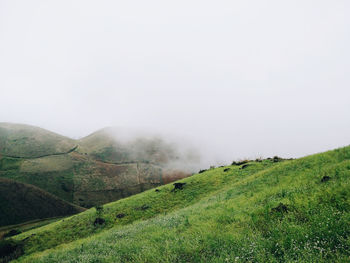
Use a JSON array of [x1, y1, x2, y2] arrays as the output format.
[[231, 160, 250, 166]]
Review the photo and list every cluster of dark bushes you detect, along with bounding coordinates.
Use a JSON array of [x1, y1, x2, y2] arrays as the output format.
[[267, 156, 291, 163], [198, 165, 217, 174], [231, 156, 292, 166], [231, 160, 250, 166], [197, 156, 295, 177]]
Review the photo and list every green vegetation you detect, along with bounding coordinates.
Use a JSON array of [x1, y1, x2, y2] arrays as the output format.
[[0, 123, 190, 226], [6, 145, 349, 262], [0, 218, 62, 240], [0, 123, 75, 158], [0, 238, 23, 263], [1, 123, 349, 262], [0, 178, 84, 226], [0, 157, 22, 171], [94, 206, 104, 219]]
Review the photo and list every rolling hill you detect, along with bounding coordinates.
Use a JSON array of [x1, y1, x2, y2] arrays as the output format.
[[0, 123, 193, 226], [77, 127, 181, 165], [0, 123, 76, 158], [0, 178, 84, 226], [5, 144, 350, 262]]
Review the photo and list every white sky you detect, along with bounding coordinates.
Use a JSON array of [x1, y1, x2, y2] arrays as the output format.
[[0, 0, 349, 164]]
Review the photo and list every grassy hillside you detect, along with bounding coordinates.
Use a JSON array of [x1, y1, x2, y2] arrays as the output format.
[[77, 127, 180, 165], [0, 123, 76, 158], [7, 145, 350, 262], [0, 152, 186, 209], [0, 218, 62, 240], [0, 124, 191, 226], [0, 155, 77, 204], [0, 178, 84, 227]]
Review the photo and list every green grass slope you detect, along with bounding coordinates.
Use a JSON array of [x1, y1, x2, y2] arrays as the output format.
[[0, 152, 184, 209], [0, 124, 190, 212], [0, 178, 85, 227], [10, 145, 350, 262], [0, 155, 76, 204], [0, 123, 76, 158], [0, 217, 62, 240]]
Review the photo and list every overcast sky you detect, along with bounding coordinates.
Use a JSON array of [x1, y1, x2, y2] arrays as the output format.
[[0, 0, 349, 164]]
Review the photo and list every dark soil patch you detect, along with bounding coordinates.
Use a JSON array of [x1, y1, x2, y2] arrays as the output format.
[[22, 234, 36, 242], [135, 204, 150, 211], [116, 213, 125, 219], [240, 164, 249, 169], [223, 168, 231, 172], [273, 156, 283, 163], [321, 176, 331, 183], [93, 218, 105, 226], [271, 203, 288, 214], [171, 182, 186, 192]]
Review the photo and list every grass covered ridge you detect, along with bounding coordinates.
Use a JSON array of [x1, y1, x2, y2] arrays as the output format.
[[0, 178, 85, 226], [0, 123, 191, 216], [8, 145, 350, 262], [0, 123, 76, 158]]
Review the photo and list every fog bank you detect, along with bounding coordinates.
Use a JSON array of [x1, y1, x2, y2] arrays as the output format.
[[0, 0, 349, 165]]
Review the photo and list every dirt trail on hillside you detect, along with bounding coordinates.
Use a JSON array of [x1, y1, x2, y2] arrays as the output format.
[[0, 145, 78, 159]]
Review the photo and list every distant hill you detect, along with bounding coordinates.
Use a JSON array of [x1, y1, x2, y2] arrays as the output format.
[[10, 145, 350, 263], [0, 178, 84, 226], [0, 123, 76, 158], [0, 123, 192, 215], [77, 127, 180, 164]]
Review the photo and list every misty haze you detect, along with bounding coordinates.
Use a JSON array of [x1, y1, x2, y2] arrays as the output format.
[[0, 1, 349, 262]]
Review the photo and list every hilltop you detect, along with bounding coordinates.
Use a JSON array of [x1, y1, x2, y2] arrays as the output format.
[[0, 123, 76, 158], [77, 127, 181, 165], [4, 144, 349, 262]]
